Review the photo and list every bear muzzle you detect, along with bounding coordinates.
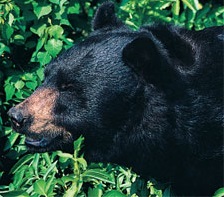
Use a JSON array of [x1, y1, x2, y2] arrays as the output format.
[[8, 87, 72, 151]]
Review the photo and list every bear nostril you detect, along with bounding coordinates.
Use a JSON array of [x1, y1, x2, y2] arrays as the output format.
[[8, 107, 25, 130]]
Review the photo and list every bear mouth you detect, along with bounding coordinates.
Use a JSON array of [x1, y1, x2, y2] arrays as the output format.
[[24, 131, 68, 152], [22, 129, 73, 153], [25, 136, 52, 147]]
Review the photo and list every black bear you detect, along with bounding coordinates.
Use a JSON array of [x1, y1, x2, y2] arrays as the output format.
[[8, 2, 223, 196]]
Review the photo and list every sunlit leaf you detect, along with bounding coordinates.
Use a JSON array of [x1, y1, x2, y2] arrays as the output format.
[[4, 83, 15, 101], [44, 39, 63, 58], [2, 24, 14, 40], [3, 132, 19, 151], [37, 51, 52, 65], [33, 4, 52, 19], [214, 188, 224, 197], [68, 3, 80, 14], [33, 179, 47, 195], [15, 81, 25, 90], [25, 81, 38, 90], [82, 169, 115, 184], [10, 154, 34, 174], [48, 25, 64, 39], [43, 161, 58, 180], [88, 187, 103, 197]]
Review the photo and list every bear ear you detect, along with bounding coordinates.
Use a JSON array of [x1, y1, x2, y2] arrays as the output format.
[[141, 25, 196, 70], [122, 36, 166, 83], [122, 36, 184, 95], [92, 2, 123, 30]]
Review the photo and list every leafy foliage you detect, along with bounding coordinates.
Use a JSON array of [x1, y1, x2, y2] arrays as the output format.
[[0, 0, 223, 196], [0, 0, 97, 183], [0, 136, 163, 197], [119, 0, 224, 30]]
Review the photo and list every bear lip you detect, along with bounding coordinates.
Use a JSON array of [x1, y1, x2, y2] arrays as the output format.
[[25, 136, 51, 147]]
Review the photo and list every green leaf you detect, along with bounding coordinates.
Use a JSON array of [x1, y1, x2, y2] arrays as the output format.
[[88, 187, 103, 197], [82, 169, 115, 184], [73, 135, 84, 152], [30, 24, 47, 37], [1, 127, 12, 137], [61, 175, 76, 183], [130, 178, 149, 196], [148, 181, 163, 197], [15, 90, 24, 99], [4, 132, 19, 151], [68, 3, 80, 14], [214, 7, 224, 17], [43, 161, 57, 180], [25, 81, 38, 90], [57, 152, 73, 159], [4, 83, 15, 101], [44, 39, 63, 58], [35, 37, 46, 52], [33, 179, 47, 195], [0, 191, 29, 197], [14, 34, 25, 44], [172, 0, 180, 17], [45, 173, 56, 195], [2, 24, 14, 41], [42, 152, 52, 166], [32, 153, 40, 177], [214, 188, 224, 197], [37, 51, 52, 65], [34, 4, 52, 19], [103, 190, 126, 197], [163, 186, 174, 197], [13, 165, 27, 188], [22, 73, 35, 81], [8, 13, 14, 26], [195, 4, 210, 21], [48, 25, 64, 39], [10, 154, 34, 174], [185, 8, 196, 29], [182, 0, 197, 13], [15, 80, 25, 90], [77, 158, 87, 169], [36, 66, 44, 81], [59, 0, 68, 8], [49, 0, 60, 4], [0, 42, 10, 55]]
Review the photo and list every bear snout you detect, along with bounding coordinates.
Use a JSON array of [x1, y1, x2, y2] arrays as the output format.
[[8, 87, 73, 151], [8, 88, 59, 134]]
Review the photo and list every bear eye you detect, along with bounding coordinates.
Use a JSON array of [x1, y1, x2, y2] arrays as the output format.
[[60, 83, 75, 92]]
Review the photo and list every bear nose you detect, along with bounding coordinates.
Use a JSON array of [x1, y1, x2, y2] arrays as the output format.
[[8, 107, 25, 130]]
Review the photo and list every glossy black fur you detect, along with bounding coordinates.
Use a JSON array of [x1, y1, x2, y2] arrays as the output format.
[[10, 2, 224, 196]]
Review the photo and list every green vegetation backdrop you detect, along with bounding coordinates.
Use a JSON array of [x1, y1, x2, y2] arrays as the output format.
[[0, 0, 223, 196]]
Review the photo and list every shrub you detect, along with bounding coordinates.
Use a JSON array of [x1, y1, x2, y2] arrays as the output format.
[[119, 0, 224, 30], [0, 136, 164, 197], [0, 0, 98, 185]]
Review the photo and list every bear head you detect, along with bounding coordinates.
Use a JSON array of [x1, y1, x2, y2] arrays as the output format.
[[8, 2, 190, 165]]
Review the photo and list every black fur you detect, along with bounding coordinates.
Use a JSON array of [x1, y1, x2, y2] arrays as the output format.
[[9, 2, 223, 196]]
